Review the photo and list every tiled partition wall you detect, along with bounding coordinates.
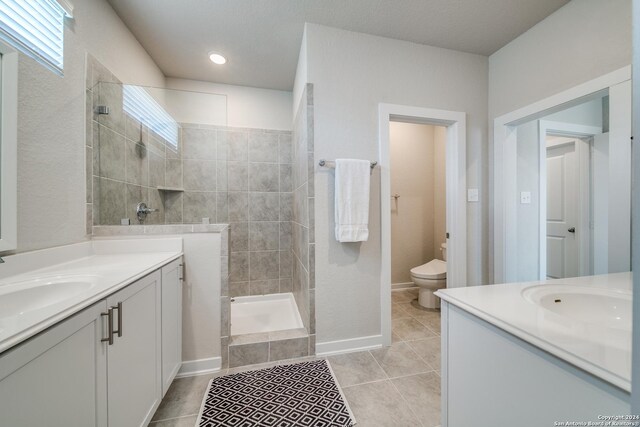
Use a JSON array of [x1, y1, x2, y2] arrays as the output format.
[[86, 55, 293, 296], [292, 84, 316, 354]]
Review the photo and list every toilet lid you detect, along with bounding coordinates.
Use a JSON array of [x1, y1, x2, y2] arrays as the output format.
[[411, 259, 447, 280]]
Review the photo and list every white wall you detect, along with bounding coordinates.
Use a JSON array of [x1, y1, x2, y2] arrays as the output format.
[[515, 120, 540, 280], [489, 0, 631, 119], [390, 122, 445, 284], [390, 122, 434, 284], [12, 0, 164, 254], [488, 0, 631, 282], [434, 126, 447, 257], [165, 78, 292, 130], [302, 23, 488, 345]]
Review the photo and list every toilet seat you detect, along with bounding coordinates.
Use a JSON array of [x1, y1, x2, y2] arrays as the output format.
[[410, 259, 446, 280]]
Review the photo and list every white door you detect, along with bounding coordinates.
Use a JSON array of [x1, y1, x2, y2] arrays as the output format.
[[0, 301, 108, 427], [546, 139, 581, 279], [107, 271, 162, 427]]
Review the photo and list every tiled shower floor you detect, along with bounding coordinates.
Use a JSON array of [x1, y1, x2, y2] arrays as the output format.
[[150, 288, 441, 427]]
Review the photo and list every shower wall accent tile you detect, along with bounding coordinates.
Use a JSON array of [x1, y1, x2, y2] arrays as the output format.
[[230, 222, 249, 252], [249, 163, 279, 192], [249, 192, 280, 221], [249, 132, 279, 163], [125, 140, 149, 186], [250, 279, 280, 295], [182, 128, 217, 160], [279, 221, 292, 250], [230, 252, 249, 282], [164, 192, 183, 224], [96, 177, 125, 225], [279, 278, 293, 293], [96, 124, 125, 180], [165, 159, 183, 188], [227, 162, 249, 191], [249, 221, 280, 251], [222, 129, 249, 161], [249, 251, 280, 281], [230, 281, 250, 297], [183, 159, 216, 191], [279, 134, 293, 163], [228, 192, 249, 221], [216, 192, 229, 222], [183, 192, 217, 223], [280, 164, 293, 192]]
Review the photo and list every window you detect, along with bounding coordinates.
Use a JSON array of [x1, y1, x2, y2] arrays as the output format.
[[123, 85, 180, 150], [0, 0, 69, 75]]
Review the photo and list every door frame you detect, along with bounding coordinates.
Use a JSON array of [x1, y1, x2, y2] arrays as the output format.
[[493, 66, 631, 283], [539, 122, 600, 279], [379, 103, 466, 346]]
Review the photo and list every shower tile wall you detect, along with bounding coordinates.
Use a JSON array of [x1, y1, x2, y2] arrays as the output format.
[[292, 83, 315, 353], [85, 55, 293, 296], [224, 128, 294, 296], [86, 55, 174, 227]]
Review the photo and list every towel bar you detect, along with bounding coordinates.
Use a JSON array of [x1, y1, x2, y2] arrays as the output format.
[[318, 159, 378, 169]]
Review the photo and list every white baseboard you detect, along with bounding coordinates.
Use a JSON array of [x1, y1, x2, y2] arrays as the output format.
[[177, 357, 222, 378], [316, 335, 384, 356], [392, 282, 417, 290]]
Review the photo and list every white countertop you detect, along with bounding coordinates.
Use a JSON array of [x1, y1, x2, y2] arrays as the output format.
[[436, 273, 632, 392], [0, 239, 183, 354]]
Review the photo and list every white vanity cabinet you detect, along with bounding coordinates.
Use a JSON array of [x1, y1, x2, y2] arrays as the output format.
[[441, 302, 631, 427], [161, 258, 183, 395], [0, 259, 183, 427], [0, 301, 109, 427], [106, 270, 162, 427]]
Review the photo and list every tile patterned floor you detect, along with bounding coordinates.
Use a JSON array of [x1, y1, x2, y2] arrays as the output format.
[[150, 288, 440, 427]]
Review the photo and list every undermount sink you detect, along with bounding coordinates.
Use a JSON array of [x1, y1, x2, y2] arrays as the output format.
[[0, 276, 98, 319], [522, 285, 632, 331]]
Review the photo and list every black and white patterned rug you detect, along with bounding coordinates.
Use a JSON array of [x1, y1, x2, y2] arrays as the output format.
[[196, 359, 356, 426]]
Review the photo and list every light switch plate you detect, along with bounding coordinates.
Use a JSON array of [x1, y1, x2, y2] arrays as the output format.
[[467, 188, 479, 202], [520, 191, 532, 204]]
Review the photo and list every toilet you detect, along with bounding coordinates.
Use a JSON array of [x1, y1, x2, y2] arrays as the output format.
[[410, 243, 447, 309]]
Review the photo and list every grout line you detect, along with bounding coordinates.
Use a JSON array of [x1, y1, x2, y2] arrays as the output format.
[[388, 370, 426, 427]]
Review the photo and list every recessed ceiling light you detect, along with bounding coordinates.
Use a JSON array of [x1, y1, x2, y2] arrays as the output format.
[[209, 52, 226, 65]]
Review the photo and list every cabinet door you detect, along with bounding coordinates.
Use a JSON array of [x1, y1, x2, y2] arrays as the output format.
[[161, 257, 182, 395], [0, 302, 108, 427], [107, 271, 161, 427]]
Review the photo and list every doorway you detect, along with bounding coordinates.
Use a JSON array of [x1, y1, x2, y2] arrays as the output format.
[[379, 104, 467, 346]]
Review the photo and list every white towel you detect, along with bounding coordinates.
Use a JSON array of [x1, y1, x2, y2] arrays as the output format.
[[334, 159, 371, 242]]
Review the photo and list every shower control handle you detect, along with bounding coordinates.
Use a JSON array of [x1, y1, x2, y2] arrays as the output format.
[[136, 202, 158, 222]]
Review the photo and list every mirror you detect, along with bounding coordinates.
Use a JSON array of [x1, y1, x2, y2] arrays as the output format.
[[514, 89, 630, 281]]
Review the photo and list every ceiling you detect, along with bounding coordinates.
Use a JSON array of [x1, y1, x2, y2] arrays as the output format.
[[107, 0, 570, 91]]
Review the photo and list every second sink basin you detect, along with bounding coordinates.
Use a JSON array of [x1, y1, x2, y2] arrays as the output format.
[[0, 276, 98, 319], [522, 285, 632, 331]]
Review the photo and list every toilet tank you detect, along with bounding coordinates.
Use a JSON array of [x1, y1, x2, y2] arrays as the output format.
[[441, 243, 447, 261]]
